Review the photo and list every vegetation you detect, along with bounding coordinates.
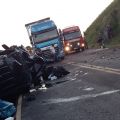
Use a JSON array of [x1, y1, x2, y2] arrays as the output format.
[[85, 0, 120, 48]]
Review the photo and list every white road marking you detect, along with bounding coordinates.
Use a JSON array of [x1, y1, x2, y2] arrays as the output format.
[[42, 90, 120, 105], [70, 63, 120, 75], [16, 95, 22, 120]]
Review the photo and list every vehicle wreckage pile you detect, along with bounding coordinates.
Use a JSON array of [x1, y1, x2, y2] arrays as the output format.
[[0, 45, 70, 101]]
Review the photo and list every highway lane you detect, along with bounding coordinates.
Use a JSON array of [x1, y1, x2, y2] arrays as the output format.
[[22, 48, 120, 120]]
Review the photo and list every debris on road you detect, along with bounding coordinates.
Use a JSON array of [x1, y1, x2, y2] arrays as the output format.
[[44, 66, 70, 81], [5, 117, 14, 120], [83, 87, 94, 91], [0, 44, 70, 101], [0, 99, 16, 120], [83, 72, 88, 76]]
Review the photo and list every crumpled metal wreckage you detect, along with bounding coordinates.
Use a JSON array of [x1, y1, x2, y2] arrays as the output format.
[[0, 44, 70, 101]]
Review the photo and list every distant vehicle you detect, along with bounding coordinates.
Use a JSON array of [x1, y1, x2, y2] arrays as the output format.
[[62, 26, 86, 53], [25, 18, 64, 62]]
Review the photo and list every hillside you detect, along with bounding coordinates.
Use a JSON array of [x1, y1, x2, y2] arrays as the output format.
[[85, 0, 120, 48]]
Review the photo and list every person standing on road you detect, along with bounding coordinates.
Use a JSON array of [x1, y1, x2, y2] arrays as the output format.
[[83, 32, 88, 49], [50, 44, 56, 61], [97, 32, 105, 49], [54, 44, 60, 61]]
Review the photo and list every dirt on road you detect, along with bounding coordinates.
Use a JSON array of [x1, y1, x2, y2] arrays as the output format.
[[62, 48, 120, 69]]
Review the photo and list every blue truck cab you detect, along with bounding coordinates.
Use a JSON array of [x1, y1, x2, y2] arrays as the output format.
[[25, 18, 64, 62]]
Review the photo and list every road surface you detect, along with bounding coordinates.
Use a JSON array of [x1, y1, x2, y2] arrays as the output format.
[[22, 48, 120, 120]]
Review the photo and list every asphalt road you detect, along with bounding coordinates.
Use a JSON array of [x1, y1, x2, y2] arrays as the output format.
[[22, 48, 120, 120]]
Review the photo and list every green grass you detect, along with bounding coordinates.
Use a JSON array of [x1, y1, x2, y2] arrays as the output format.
[[85, 0, 120, 48]]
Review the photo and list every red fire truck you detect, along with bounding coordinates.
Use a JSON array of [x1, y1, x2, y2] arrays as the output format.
[[62, 26, 86, 53]]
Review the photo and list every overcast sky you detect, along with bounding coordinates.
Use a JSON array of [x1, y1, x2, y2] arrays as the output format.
[[0, 0, 113, 49]]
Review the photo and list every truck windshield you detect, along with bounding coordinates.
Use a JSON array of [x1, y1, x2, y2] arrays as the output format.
[[34, 29, 58, 43], [64, 31, 81, 40]]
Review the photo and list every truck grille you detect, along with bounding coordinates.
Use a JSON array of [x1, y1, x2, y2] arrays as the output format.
[[71, 41, 79, 48]]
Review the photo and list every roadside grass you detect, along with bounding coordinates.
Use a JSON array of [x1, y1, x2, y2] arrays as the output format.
[[85, 0, 120, 48]]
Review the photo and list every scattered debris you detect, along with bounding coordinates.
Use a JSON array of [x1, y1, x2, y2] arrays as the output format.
[[75, 73, 79, 77], [38, 84, 47, 91], [48, 75, 57, 81], [43, 66, 70, 80], [71, 78, 77, 81], [0, 44, 70, 100], [30, 89, 37, 93], [83, 87, 94, 91], [83, 73, 88, 76], [102, 56, 105, 59], [5, 117, 14, 120], [75, 79, 82, 83], [0, 99, 16, 119]]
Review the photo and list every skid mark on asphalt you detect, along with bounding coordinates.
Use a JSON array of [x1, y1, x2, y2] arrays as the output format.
[[69, 63, 120, 75], [41, 90, 120, 105]]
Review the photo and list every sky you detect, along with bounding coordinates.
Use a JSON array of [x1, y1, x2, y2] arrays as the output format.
[[0, 0, 113, 49]]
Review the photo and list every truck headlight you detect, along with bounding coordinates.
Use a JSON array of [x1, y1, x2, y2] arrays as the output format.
[[81, 43, 85, 47], [67, 43, 70, 46], [77, 42, 80, 46], [65, 46, 70, 51]]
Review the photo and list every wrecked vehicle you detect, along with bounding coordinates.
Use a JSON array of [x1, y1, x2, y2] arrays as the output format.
[[0, 45, 69, 100], [0, 45, 46, 100]]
